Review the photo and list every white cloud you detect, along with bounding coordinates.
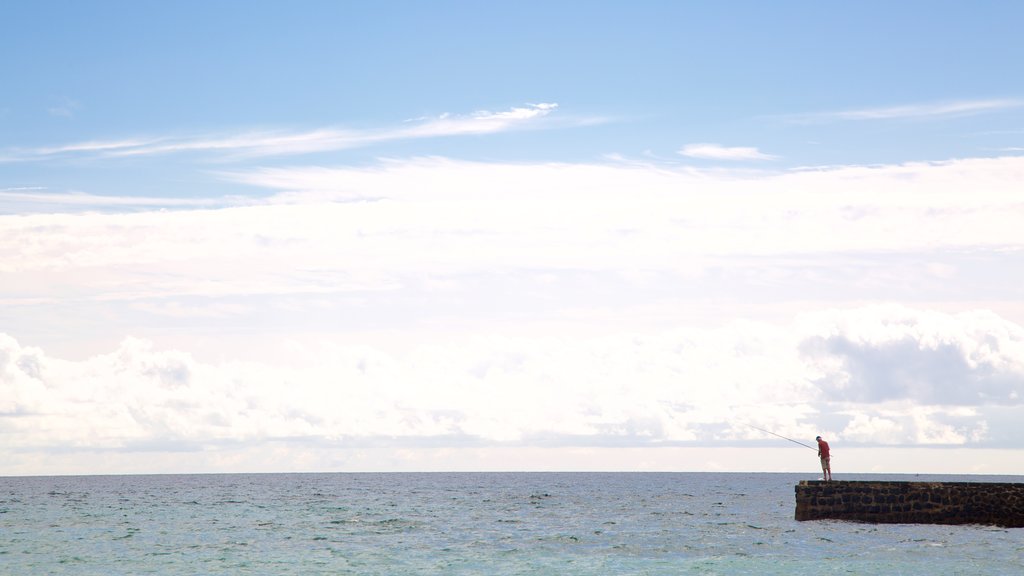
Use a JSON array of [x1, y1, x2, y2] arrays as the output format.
[[1, 305, 1020, 461], [47, 96, 80, 118], [3, 155, 1024, 307], [0, 188, 240, 212], [787, 98, 1024, 123], [34, 137, 160, 155], [481, 102, 558, 119], [400, 103, 559, 138], [678, 143, 778, 161], [4, 155, 1024, 472], [800, 306, 1024, 403], [839, 405, 988, 446], [2, 103, 566, 162], [223, 154, 1024, 257]]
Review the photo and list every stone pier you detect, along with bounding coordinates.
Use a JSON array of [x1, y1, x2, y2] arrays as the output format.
[[795, 480, 1024, 527]]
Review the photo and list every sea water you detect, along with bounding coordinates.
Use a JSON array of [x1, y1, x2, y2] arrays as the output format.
[[1, 472, 1021, 575]]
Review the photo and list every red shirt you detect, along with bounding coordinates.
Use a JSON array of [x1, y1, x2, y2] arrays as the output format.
[[817, 439, 830, 458]]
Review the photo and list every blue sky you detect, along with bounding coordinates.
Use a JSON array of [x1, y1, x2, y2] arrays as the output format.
[[2, 1, 1024, 475], [6, 2, 1024, 170]]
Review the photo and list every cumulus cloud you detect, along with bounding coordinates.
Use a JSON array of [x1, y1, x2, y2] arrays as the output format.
[[2, 306, 1021, 457], [800, 307, 1024, 406], [839, 407, 987, 446], [4, 155, 1024, 471], [678, 143, 778, 161]]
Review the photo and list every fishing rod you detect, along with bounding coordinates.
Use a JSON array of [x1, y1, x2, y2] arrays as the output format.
[[746, 424, 817, 451]]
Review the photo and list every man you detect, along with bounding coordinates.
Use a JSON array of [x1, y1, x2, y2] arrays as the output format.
[[816, 436, 832, 481]]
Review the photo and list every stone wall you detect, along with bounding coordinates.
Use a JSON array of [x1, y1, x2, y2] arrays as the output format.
[[794, 480, 1024, 527]]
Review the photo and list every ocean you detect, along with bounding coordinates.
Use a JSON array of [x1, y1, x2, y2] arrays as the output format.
[[1, 472, 1021, 575]]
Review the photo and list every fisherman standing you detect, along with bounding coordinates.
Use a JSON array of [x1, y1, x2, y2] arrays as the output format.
[[816, 436, 832, 481]]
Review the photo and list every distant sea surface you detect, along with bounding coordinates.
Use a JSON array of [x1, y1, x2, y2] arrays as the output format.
[[2, 472, 1022, 575]]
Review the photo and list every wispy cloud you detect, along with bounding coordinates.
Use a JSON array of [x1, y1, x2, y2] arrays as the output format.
[[785, 98, 1024, 123], [0, 188, 239, 213], [397, 103, 559, 138], [678, 143, 778, 161], [3, 103, 565, 162], [47, 96, 80, 118], [33, 138, 167, 156]]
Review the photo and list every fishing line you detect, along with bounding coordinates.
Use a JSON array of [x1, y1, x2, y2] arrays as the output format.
[[745, 424, 817, 451]]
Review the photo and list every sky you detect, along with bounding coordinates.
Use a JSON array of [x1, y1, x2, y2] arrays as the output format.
[[2, 1, 1024, 476]]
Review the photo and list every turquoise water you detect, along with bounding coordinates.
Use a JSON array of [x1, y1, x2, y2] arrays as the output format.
[[1, 472, 1021, 575]]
